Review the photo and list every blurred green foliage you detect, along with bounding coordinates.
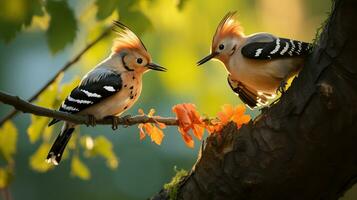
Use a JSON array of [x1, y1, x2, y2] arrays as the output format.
[[46, 0, 78, 54], [71, 155, 91, 180], [0, 0, 43, 41], [0, 121, 17, 188]]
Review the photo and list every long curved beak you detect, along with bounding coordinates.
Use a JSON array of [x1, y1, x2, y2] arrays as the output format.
[[197, 52, 219, 66], [147, 63, 167, 72]]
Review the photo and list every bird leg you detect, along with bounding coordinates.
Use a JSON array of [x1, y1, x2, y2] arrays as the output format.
[[104, 116, 120, 130], [86, 115, 96, 127]]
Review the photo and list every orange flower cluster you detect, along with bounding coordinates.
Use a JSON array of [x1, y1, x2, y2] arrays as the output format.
[[138, 109, 165, 145], [137, 104, 250, 148], [172, 104, 251, 148], [172, 104, 205, 148], [206, 104, 251, 134]]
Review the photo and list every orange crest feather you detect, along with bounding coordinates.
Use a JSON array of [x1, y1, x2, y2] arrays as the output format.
[[111, 21, 148, 53], [213, 11, 244, 47]]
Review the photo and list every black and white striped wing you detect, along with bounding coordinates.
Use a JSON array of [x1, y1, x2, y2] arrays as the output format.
[[49, 70, 122, 126], [241, 34, 312, 60]]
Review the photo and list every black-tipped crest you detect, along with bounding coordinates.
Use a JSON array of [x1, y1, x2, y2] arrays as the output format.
[[112, 20, 148, 52]]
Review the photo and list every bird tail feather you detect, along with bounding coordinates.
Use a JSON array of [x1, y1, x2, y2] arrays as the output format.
[[46, 127, 75, 165]]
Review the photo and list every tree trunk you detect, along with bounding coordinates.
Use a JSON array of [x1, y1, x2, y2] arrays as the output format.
[[152, 0, 357, 199]]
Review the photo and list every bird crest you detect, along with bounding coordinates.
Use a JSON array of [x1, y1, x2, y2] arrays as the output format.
[[111, 21, 148, 53], [213, 11, 244, 47]]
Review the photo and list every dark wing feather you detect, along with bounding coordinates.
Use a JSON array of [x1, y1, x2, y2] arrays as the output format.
[[49, 69, 122, 126], [227, 76, 258, 109], [241, 35, 312, 60]]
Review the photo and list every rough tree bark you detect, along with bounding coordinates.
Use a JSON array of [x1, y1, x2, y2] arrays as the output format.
[[152, 0, 357, 199]]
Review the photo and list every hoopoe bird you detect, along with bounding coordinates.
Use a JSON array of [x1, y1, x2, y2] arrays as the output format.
[[197, 11, 312, 108], [46, 21, 166, 165]]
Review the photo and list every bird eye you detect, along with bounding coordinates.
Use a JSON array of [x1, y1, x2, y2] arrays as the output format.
[[136, 58, 143, 64], [219, 44, 225, 50]]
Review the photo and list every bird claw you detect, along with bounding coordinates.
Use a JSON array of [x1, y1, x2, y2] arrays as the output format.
[[278, 80, 287, 94], [122, 114, 131, 128], [86, 115, 96, 127]]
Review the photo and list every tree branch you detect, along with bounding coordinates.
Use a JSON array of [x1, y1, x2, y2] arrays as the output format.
[[0, 91, 179, 126], [0, 27, 112, 126]]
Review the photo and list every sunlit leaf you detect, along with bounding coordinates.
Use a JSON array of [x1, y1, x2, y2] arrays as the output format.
[[150, 126, 164, 145], [91, 136, 119, 169], [29, 143, 53, 172], [46, 0, 77, 54], [71, 156, 91, 180], [0, 121, 18, 163], [0, 168, 13, 189], [42, 126, 53, 142], [58, 76, 81, 101], [79, 135, 94, 151], [0, 0, 43, 41], [95, 0, 119, 20], [27, 115, 47, 143]]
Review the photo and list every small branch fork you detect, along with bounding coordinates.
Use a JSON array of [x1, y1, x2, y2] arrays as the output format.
[[0, 91, 179, 127]]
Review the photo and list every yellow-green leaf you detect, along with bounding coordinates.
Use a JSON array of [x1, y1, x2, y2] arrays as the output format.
[[0, 168, 13, 189], [29, 143, 53, 172], [58, 76, 80, 101], [79, 135, 94, 151], [71, 156, 90, 180], [27, 115, 48, 143], [0, 121, 18, 163], [93, 136, 119, 169], [37, 73, 63, 108]]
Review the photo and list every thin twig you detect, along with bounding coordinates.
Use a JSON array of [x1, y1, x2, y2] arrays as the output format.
[[0, 27, 112, 126], [0, 188, 12, 200], [0, 91, 179, 126]]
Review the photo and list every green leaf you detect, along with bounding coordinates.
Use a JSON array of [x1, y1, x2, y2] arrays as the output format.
[[118, 11, 152, 35], [0, 167, 13, 189], [84, 136, 118, 169], [46, 0, 77, 54], [0, 121, 18, 163], [29, 143, 53, 172], [0, 0, 44, 42], [71, 156, 90, 180], [95, 0, 119, 20]]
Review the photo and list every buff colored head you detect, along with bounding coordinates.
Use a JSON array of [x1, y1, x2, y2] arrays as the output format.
[[112, 21, 166, 73], [197, 11, 245, 66]]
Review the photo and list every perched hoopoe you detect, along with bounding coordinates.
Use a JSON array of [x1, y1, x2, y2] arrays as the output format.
[[46, 21, 166, 165], [197, 11, 312, 108]]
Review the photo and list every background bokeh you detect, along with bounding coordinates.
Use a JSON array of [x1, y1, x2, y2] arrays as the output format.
[[1, 0, 347, 199]]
